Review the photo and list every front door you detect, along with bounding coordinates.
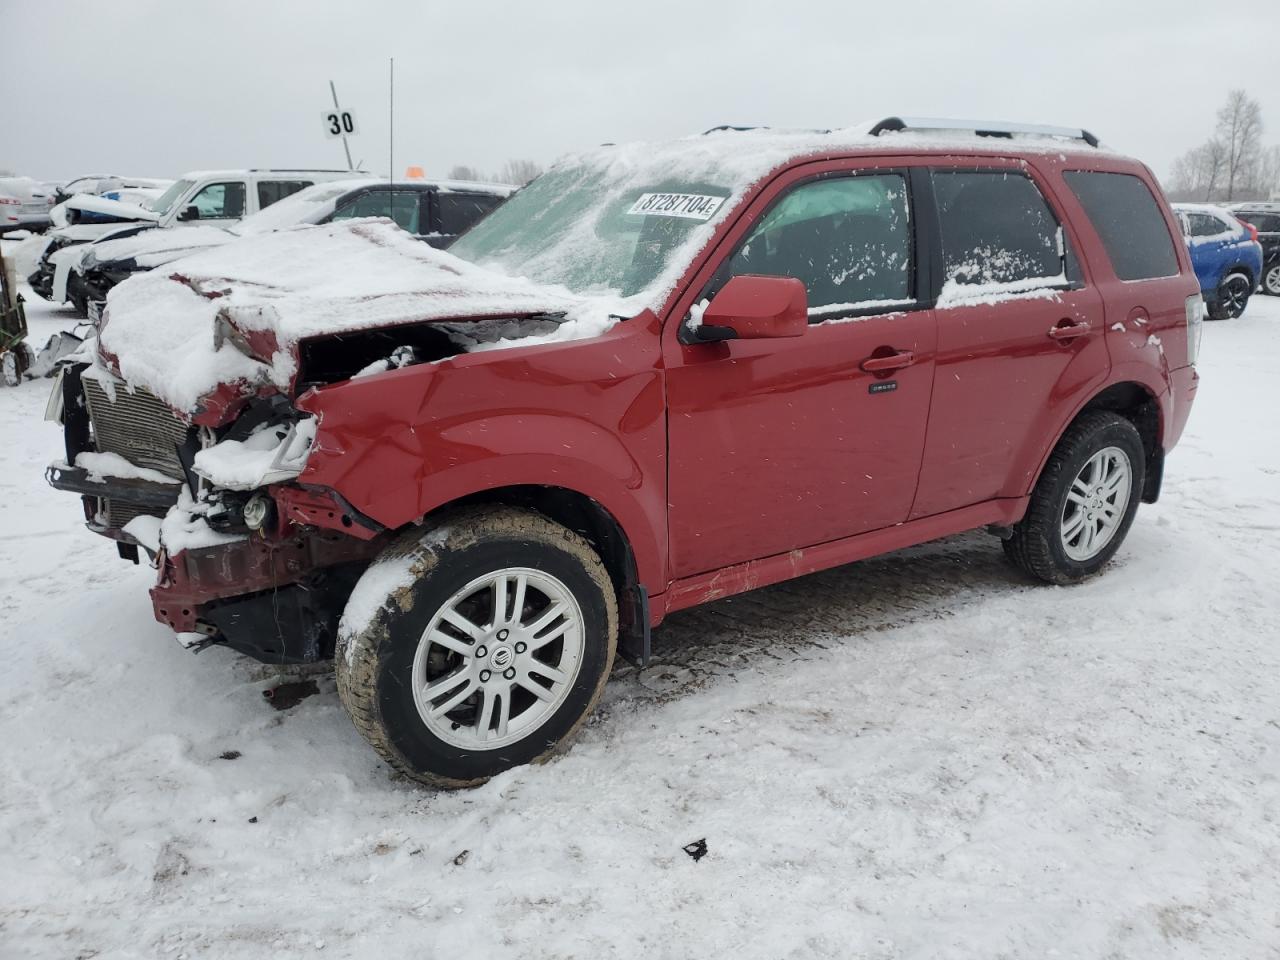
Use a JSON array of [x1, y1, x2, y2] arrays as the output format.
[[665, 164, 937, 579]]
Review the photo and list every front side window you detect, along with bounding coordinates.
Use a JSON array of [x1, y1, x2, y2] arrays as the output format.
[[1063, 171, 1179, 281], [438, 194, 504, 236], [189, 181, 246, 219], [257, 180, 312, 209], [933, 171, 1062, 287], [331, 190, 422, 234], [723, 174, 912, 313]]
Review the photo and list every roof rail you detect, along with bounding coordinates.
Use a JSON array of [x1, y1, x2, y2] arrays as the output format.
[[245, 168, 368, 173], [702, 125, 767, 134], [868, 117, 1100, 148]]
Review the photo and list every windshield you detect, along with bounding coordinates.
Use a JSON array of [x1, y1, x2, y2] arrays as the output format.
[[147, 178, 193, 216], [448, 161, 735, 300]]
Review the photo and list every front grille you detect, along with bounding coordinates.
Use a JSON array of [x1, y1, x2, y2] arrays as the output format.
[[82, 375, 191, 480]]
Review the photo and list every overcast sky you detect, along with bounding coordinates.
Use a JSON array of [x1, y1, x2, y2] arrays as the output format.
[[6, 0, 1279, 184]]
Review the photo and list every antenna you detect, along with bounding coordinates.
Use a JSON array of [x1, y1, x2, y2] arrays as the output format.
[[388, 58, 394, 182], [329, 80, 354, 170]]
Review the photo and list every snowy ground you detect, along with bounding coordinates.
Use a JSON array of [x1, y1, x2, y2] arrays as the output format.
[[2, 254, 1278, 959]]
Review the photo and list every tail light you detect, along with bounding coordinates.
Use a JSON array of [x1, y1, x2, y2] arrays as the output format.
[[1185, 294, 1204, 366], [0, 197, 19, 206], [1238, 218, 1260, 243]]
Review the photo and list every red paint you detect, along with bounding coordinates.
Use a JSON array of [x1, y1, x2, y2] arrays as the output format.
[[104, 142, 1195, 637]]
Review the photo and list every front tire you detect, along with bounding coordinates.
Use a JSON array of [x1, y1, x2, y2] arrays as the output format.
[[1003, 411, 1146, 584], [336, 506, 617, 788]]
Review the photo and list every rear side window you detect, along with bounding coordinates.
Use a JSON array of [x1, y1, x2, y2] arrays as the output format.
[[332, 190, 424, 233], [437, 194, 504, 236], [1185, 212, 1228, 238], [1241, 213, 1280, 233], [932, 171, 1062, 286], [258, 180, 312, 209], [1063, 172, 1179, 281]]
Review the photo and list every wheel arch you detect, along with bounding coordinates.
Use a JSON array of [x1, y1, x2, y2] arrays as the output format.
[[1030, 380, 1165, 506]]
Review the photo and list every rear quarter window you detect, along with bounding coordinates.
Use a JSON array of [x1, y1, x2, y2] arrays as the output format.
[[1063, 171, 1179, 281]]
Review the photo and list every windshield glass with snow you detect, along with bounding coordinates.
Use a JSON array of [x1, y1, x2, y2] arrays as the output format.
[[448, 162, 734, 300], [147, 178, 193, 216]]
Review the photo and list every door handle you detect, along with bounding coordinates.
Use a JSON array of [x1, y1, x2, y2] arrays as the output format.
[[1048, 319, 1090, 341], [860, 350, 915, 373]]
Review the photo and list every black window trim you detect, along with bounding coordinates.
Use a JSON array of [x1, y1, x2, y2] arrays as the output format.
[[924, 164, 1085, 302], [699, 166, 927, 325]]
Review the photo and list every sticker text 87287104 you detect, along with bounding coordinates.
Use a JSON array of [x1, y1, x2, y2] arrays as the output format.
[[627, 193, 726, 221]]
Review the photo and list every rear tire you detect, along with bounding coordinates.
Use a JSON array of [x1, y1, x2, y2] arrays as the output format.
[[1003, 411, 1146, 585], [1263, 262, 1280, 297], [1207, 272, 1251, 319], [336, 506, 617, 788]]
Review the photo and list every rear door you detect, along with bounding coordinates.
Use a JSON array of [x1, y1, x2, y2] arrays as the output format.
[[910, 161, 1108, 519], [664, 160, 937, 578]]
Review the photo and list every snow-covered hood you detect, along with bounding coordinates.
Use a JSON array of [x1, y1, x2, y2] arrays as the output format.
[[57, 193, 159, 225], [87, 225, 233, 270], [99, 218, 629, 417]]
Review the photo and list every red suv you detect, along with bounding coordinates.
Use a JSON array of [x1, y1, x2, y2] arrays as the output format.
[[47, 117, 1202, 786]]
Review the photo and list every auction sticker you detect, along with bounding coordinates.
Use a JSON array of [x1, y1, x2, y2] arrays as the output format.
[[627, 193, 725, 220]]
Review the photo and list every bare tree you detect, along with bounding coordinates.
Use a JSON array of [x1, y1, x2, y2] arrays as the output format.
[[448, 165, 485, 182], [1169, 139, 1226, 201], [1251, 145, 1280, 199], [1216, 89, 1264, 201], [496, 159, 543, 186]]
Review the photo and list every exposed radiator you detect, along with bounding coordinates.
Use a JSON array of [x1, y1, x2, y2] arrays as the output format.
[[81, 376, 191, 480]]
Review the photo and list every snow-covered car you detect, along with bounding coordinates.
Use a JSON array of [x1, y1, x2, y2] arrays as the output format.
[[45, 119, 1201, 787], [0, 177, 56, 234], [29, 169, 362, 314], [77, 178, 514, 312], [1172, 202, 1264, 319]]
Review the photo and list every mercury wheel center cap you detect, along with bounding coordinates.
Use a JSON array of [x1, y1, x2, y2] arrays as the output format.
[[491, 646, 514, 669]]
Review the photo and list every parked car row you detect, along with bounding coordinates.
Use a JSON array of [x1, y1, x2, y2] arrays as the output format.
[[1171, 203, 1265, 319], [0, 177, 57, 233], [43, 118, 1205, 786], [25, 169, 514, 316]]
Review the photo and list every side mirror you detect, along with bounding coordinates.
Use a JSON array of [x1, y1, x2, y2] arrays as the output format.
[[684, 275, 807, 344], [177, 205, 200, 222]]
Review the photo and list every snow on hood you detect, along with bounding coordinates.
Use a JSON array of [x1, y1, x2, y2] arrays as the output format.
[[60, 193, 159, 223], [88, 225, 233, 269], [100, 218, 620, 414]]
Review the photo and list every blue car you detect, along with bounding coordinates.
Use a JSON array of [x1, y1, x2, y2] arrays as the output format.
[[1173, 203, 1264, 319]]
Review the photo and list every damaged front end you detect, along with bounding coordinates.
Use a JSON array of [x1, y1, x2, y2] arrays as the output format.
[[46, 358, 387, 664]]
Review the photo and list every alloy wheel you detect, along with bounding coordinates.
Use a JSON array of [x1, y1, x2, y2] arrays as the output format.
[[1220, 276, 1250, 317], [1060, 446, 1133, 561], [411, 567, 584, 750], [1265, 264, 1280, 297]]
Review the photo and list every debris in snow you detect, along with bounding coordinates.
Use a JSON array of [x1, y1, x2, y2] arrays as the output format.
[[262, 680, 319, 711], [683, 839, 708, 862], [452, 850, 470, 866], [192, 418, 316, 491], [248, 817, 258, 824], [218, 750, 241, 761]]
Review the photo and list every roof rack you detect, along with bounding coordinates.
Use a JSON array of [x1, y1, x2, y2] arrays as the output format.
[[868, 117, 1100, 148], [245, 168, 368, 173], [702, 124, 834, 136]]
